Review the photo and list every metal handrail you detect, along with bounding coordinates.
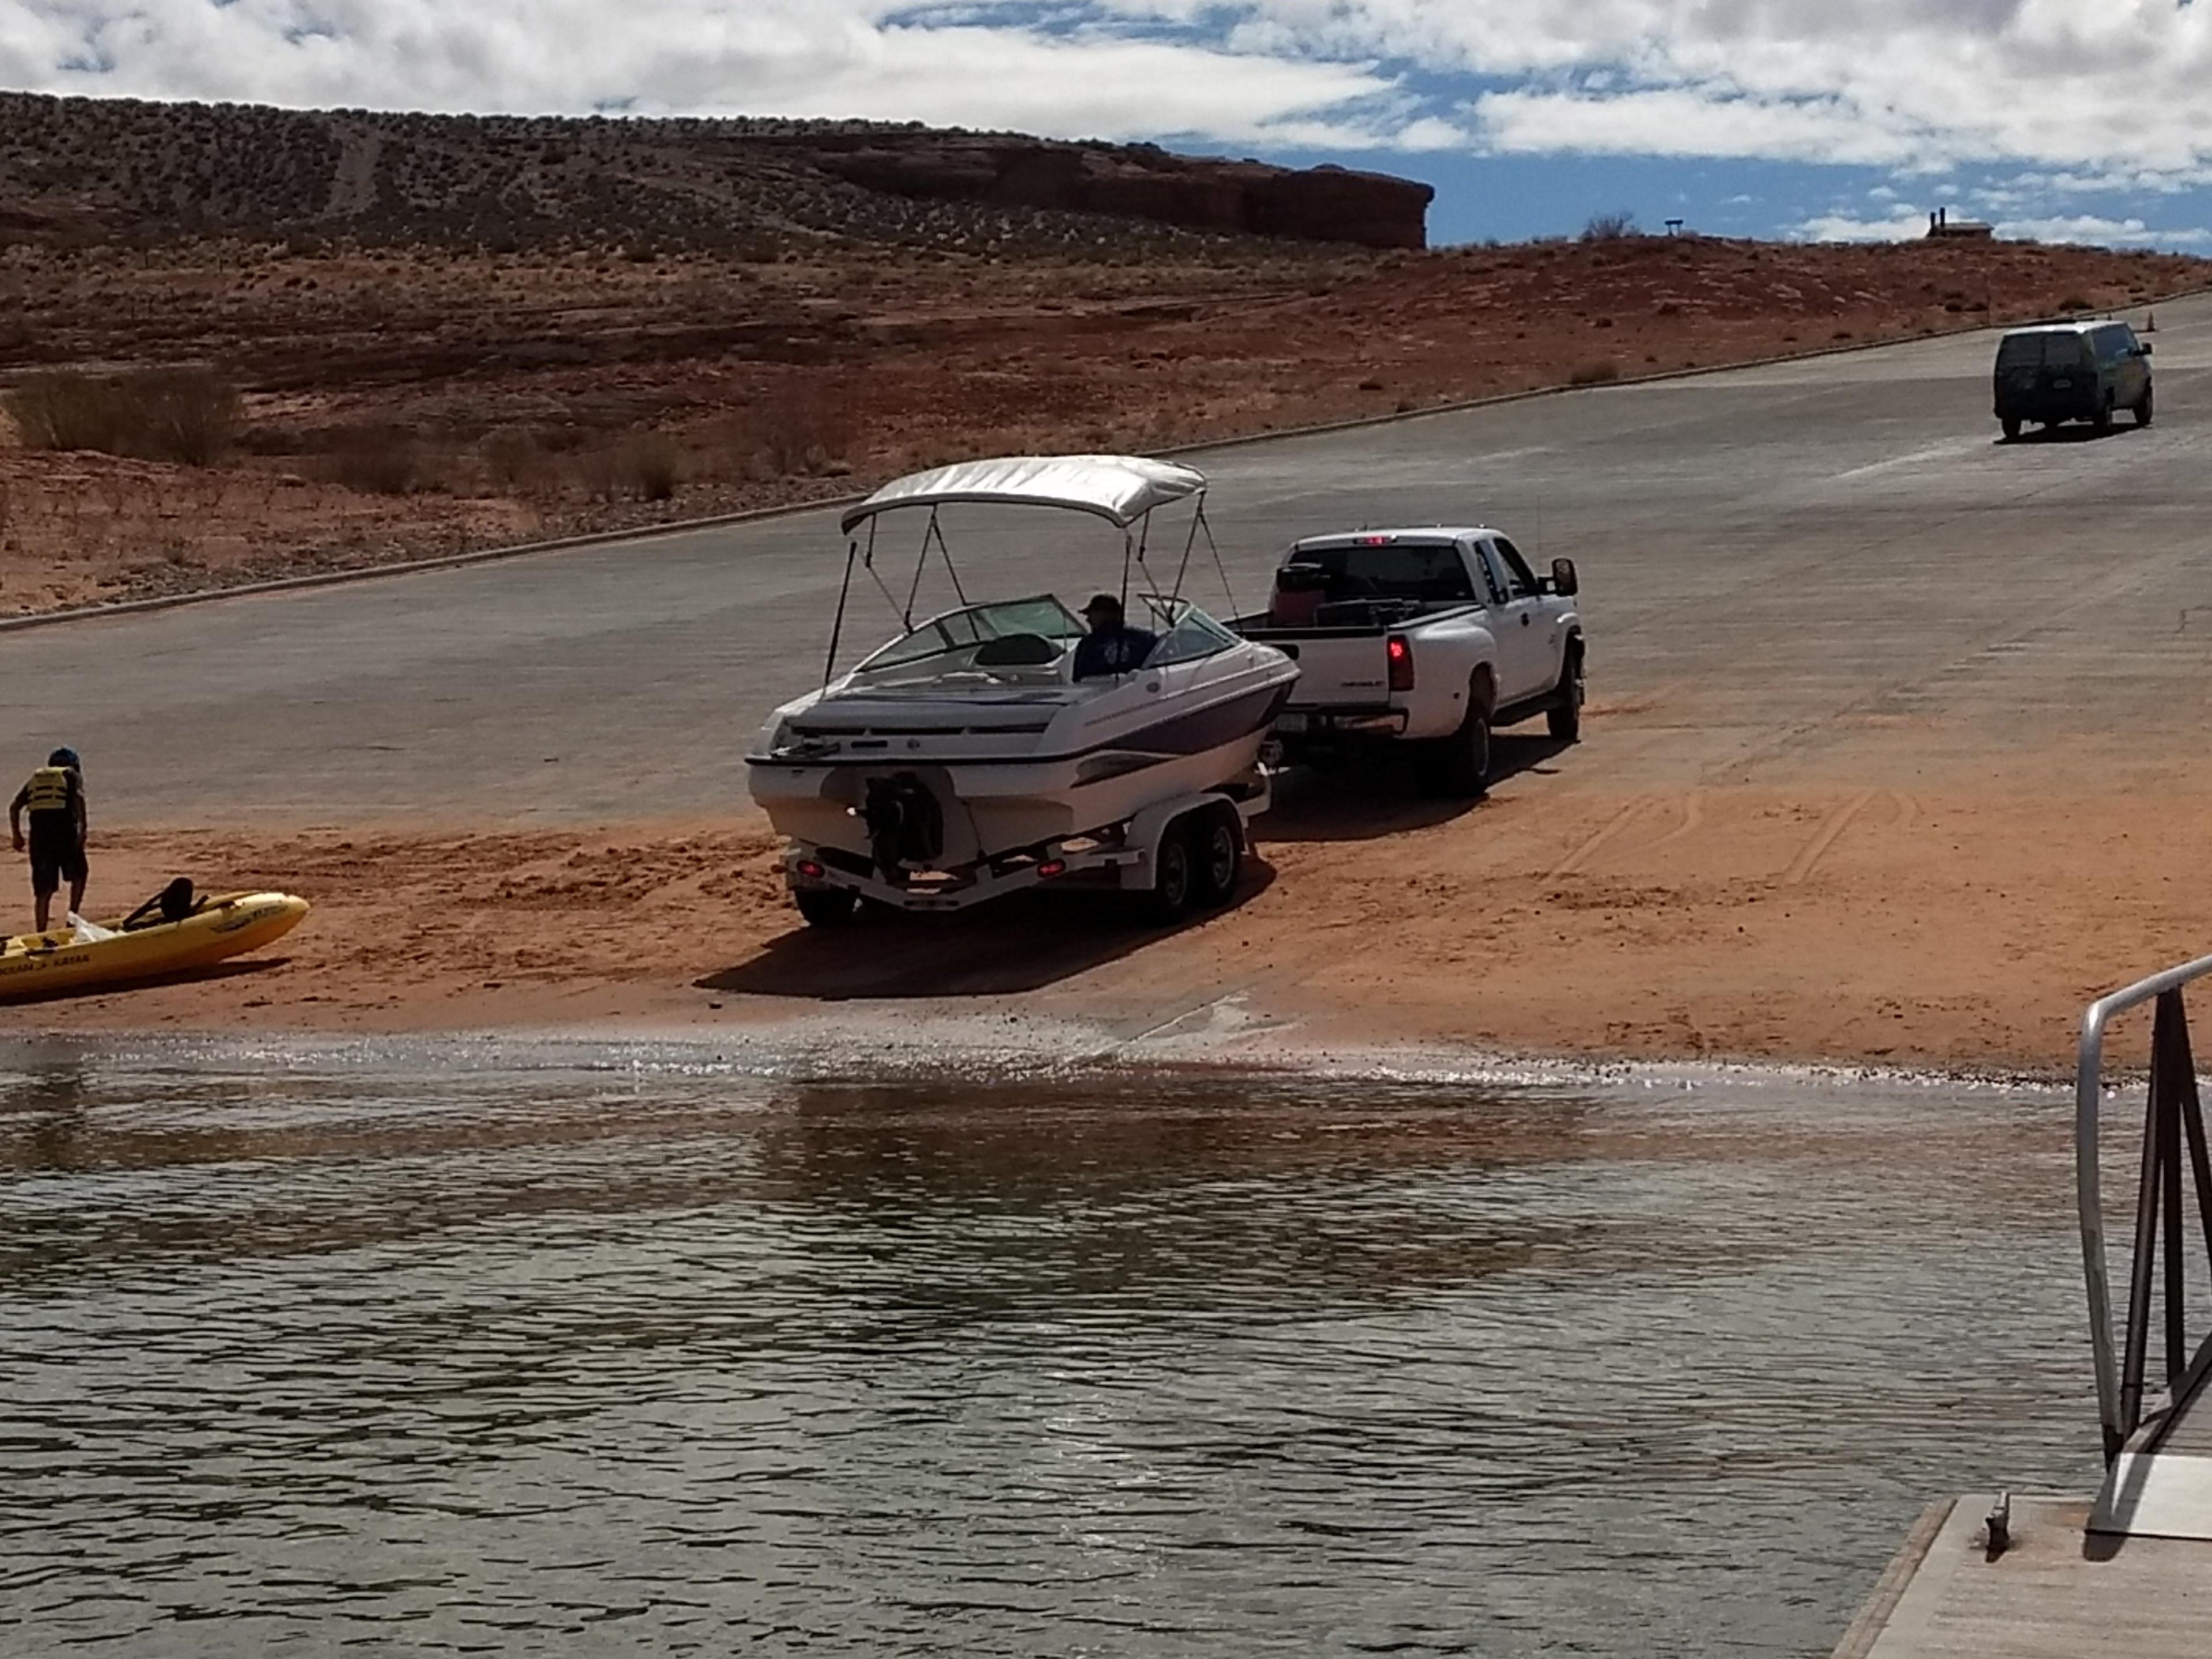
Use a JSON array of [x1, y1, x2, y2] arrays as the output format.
[[2078, 951, 2212, 1462]]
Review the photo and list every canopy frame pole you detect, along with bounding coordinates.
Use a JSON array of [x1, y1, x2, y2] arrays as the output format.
[[861, 518, 906, 629], [822, 539, 859, 687], [902, 510, 935, 630], [1199, 503, 1238, 620], [1118, 529, 1133, 616], [927, 510, 969, 607], [1168, 505, 1201, 603]]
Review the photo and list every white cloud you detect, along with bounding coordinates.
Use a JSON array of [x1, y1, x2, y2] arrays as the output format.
[[1996, 214, 2212, 248], [0, 2, 1408, 149], [1794, 209, 1933, 244], [1791, 206, 2212, 248], [9, 0, 2212, 214]]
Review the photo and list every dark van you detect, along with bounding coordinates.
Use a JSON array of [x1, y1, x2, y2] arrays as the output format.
[[1993, 321, 2152, 438]]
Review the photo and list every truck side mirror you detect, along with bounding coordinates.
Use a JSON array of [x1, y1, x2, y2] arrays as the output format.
[[2139, 341, 2154, 355], [1550, 557, 1579, 597]]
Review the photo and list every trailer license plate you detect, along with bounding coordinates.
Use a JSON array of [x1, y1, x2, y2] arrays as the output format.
[[1276, 712, 1307, 733]]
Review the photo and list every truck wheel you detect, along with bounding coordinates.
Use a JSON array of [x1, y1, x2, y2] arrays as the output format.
[[794, 887, 858, 927], [1419, 704, 1491, 798], [1193, 807, 1243, 907], [2094, 395, 2113, 433], [1145, 818, 1198, 923], [1547, 643, 1585, 743], [796, 889, 854, 929], [2136, 387, 2154, 427], [2000, 417, 2021, 441]]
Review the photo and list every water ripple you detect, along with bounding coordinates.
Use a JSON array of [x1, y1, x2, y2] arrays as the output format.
[[0, 1039, 2098, 1657]]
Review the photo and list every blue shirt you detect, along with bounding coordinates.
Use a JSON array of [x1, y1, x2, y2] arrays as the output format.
[[1072, 626, 1157, 680]]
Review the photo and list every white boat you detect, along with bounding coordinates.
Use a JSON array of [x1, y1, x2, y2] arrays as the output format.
[[747, 456, 1298, 918]]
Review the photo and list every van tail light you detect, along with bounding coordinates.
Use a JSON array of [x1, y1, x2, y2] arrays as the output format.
[[1387, 634, 1415, 692]]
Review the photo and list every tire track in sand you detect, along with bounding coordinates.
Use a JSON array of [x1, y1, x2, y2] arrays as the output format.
[[1547, 796, 1658, 878], [1783, 789, 1879, 885]]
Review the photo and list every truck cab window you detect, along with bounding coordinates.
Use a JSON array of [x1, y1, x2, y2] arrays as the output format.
[[1491, 537, 1540, 600]]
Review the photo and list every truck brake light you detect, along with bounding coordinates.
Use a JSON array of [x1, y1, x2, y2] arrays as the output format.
[[1387, 634, 1415, 692], [1356, 533, 1394, 546]]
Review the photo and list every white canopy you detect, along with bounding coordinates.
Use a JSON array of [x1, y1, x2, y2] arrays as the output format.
[[839, 454, 1207, 536]]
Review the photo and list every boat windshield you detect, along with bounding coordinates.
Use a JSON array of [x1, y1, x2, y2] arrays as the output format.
[[851, 596, 1088, 684]]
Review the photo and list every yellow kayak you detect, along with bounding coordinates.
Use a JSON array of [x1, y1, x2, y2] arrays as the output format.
[[0, 891, 309, 1002]]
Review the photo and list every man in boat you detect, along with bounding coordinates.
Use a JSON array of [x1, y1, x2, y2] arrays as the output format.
[[10, 747, 89, 933], [1073, 593, 1158, 680]]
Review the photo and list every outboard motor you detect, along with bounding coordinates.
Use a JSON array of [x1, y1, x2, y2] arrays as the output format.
[[861, 774, 945, 883]]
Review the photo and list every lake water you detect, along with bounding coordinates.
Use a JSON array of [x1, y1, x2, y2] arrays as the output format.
[[0, 1036, 2101, 1657]]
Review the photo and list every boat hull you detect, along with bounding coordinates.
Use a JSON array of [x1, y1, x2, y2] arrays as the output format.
[[0, 892, 310, 1002], [752, 728, 1279, 865]]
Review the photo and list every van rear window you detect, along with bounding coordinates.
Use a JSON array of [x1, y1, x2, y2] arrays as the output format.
[[1997, 334, 2092, 369]]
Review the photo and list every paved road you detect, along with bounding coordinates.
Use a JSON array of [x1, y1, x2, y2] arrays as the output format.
[[6, 300, 2210, 825]]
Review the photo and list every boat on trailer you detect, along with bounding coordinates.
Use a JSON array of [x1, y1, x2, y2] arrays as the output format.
[[745, 455, 1298, 923]]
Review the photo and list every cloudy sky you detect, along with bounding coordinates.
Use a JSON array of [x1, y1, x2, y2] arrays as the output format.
[[6, 1, 2212, 248]]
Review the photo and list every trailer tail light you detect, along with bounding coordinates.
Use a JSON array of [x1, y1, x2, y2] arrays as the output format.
[[796, 859, 827, 881], [1037, 858, 1068, 880], [1387, 634, 1415, 692]]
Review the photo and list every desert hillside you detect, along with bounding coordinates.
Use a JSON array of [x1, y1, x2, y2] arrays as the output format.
[[0, 92, 1432, 254], [0, 94, 2206, 618]]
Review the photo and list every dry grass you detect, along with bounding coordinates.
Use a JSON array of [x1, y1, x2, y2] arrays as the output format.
[[480, 425, 547, 491], [318, 425, 425, 495], [1567, 358, 1622, 386], [5, 369, 239, 466], [618, 431, 683, 502]]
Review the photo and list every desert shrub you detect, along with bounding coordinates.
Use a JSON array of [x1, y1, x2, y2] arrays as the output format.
[[615, 431, 683, 501], [2058, 294, 2093, 312], [134, 370, 241, 466], [481, 424, 546, 490], [1582, 211, 1638, 241], [571, 443, 621, 502], [5, 368, 239, 466], [703, 382, 854, 478], [1567, 358, 1622, 386], [319, 425, 422, 495]]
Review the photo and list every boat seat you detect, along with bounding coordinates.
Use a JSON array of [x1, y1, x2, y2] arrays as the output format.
[[973, 632, 1060, 667]]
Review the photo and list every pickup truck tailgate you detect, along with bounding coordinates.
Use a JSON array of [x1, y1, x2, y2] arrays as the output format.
[[1261, 634, 1393, 709]]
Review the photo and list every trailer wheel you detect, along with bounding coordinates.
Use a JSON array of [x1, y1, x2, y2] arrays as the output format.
[[1419, 702, 1492, 799], [794, 887, 859, 927], [1146, 818, 1199, 923], [1194, 806, 1244, 907]]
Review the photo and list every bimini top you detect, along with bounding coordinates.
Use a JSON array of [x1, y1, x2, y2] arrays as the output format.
[[840, 454, 1207, 536]]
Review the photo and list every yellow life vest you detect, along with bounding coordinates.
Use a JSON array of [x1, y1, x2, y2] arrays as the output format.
[[21, 766, 73, 814]]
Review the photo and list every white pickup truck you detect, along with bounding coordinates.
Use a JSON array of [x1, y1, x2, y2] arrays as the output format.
[[1233, 527, 1584, 795]]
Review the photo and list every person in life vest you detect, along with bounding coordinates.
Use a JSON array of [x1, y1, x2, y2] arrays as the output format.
[[1071, 593, 1158, 680], [10, 747, 89, 933]]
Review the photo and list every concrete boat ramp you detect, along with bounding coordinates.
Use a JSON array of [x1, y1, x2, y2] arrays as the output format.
[[1837, 954, 2212, 1657]]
